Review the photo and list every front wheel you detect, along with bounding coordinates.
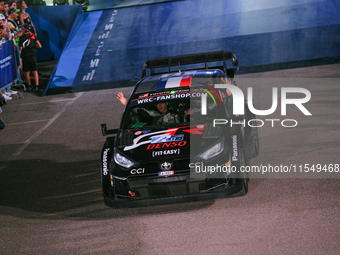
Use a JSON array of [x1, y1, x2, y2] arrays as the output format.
[[233, 131, 249, 196], [251, 122, 260, 158], [245, 112, 260, 159], [238, 149, 248, 195]]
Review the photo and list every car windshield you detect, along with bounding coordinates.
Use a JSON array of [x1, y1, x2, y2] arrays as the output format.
[[122, 88, 222, 129]]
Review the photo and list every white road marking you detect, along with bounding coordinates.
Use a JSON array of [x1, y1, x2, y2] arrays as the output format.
[[0, 92, 83, 171], [8, 119, 50, 125], [4, 98, 76, 107]]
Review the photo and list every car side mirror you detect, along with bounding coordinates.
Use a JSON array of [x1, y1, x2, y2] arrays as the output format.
[[101, 124, 118, 136]]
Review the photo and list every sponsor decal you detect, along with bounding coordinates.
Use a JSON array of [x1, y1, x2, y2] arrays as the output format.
[[189, 162, 203, 168], [147, 141, 187, 150], [232, 135, 238, 161], [90, 59, 100, 68], [130, 168, 145, 175], [182, 124, 206, 134], [158, 171, 174, 177], [147, 89, 190, 97], [135, 93, 191, 104], [0, 55, 12, 69], [105, 23, 113, 30], [83, 69, 96, 81], [98, 31, 110, 39], [130, 90, 209, 107], [139, 93, 149, 98], [123, 126, 194, 151], [160, 162, 172, 171], [84, 10, 118, 82], [123, 128, 178, 151], [135, 131, 142, 135], [102, 148, 110, 175], [152, 149, 180, 157], [95, 41, 104, 56], [151, 134, 184, 144], [110, 10, 118, 22]]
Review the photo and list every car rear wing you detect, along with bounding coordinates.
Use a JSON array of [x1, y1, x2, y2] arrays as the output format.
[[142, 51, 238, 78]]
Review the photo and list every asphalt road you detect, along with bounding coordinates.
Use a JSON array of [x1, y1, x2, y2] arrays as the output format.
[[0, 64, 339, 254]]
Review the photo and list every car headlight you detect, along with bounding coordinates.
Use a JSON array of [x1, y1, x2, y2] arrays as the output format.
[[114, 149, 136, 168], [198, 138, 224, 160]]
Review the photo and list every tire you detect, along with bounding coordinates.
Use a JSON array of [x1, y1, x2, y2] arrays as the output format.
[[239, 149, 248, 195], [245, 112, 260, 158]]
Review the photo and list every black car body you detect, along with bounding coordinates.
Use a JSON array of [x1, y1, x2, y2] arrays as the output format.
[[101, 51, 259, 208]]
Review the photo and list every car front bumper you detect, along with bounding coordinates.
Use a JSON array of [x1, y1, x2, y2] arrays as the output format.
[[103, 173, 244, 208]]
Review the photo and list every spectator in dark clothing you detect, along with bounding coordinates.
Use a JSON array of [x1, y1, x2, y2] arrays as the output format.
[[19, 23, 41, 91], [9, 1, 17, 9]]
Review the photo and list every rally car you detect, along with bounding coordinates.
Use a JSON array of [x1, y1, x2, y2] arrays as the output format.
[[101, 51, 259, 208]]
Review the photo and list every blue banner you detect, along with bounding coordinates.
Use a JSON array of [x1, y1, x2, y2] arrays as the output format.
[[0, 41, 17, 90], [46, 0, 340, 95], [27, 5, 83, 61]]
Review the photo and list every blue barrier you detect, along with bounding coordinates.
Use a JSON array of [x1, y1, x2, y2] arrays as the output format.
[[27, 5, 82, 61], [0, 41, 17, 92]]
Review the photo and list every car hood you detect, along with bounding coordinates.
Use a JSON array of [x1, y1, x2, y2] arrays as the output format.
[[117, 124, 224, 162]]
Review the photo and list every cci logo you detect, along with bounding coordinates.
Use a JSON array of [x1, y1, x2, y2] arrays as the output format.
[[130, 168, 145, 174]]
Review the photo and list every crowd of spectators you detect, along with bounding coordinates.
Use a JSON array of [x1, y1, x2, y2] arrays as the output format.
[[0, 0, 42, 130]]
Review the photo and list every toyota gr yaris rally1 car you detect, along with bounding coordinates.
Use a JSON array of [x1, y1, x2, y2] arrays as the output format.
[[101, 51, 259, 208]]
